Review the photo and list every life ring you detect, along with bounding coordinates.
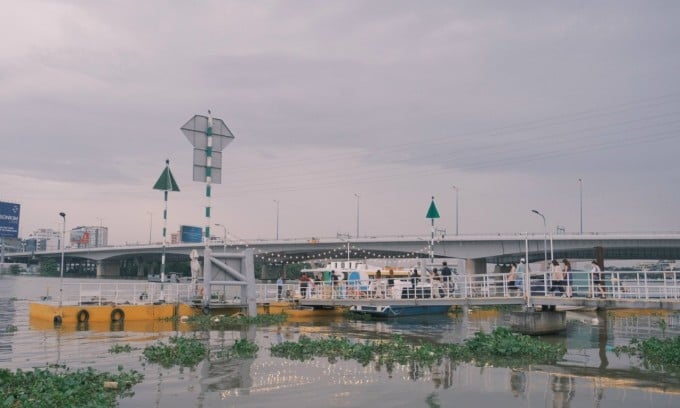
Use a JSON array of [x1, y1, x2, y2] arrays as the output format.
[[76, 309, 90, 323], [110, 308, 125, 323]]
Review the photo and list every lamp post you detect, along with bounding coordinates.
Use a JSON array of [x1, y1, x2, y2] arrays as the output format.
[[452, 185, 459, 235], [578, 178, 583, 234], [147, 211, 152, 244], [273, 200, 279, 240], [531, 209, 548, 270], [354, 193, 360, 238], [59, 212, 66, 308], [215, 223, 227, 252]]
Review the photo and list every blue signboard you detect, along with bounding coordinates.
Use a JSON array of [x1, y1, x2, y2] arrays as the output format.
[[180, 225, 203, 243], [0, 201, 20, 238]]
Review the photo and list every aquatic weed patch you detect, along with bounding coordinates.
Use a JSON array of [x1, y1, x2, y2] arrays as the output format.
[[181, 313, 287, 330], [214, 338, 259, 359], [108, 344, 133, 354], [0, 364, 143, 408], [462, 327, 565, 364], [270, 328, 565, 369], [614, 336, 680, 372], [143, 336, 208, 368]]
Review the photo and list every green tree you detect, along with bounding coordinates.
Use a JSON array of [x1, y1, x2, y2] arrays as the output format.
[[40, 258, 59, 277], [9, 264, 23, 275]]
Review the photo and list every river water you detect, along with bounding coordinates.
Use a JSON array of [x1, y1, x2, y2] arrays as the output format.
[[2, 275, 680, 408]]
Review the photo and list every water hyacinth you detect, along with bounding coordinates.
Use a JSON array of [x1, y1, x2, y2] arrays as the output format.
[[270, 328, 566, 370], [614, 336, 680, 372], [0, 364, 143, 408], [143, 336, 208, 368]]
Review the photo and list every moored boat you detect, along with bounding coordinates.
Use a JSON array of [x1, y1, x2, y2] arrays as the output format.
[[349, 304, 451, 317]]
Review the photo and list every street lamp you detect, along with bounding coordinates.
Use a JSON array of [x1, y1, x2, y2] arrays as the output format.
[[354, 193, 360, 238], [531, 209, 548, 270], [215, 223, 227, 252], [578, 178, 583, 234], [452, 185, 459, 235], [147, 211, 152, 244], [59, 212, 66, 308], [273, 200, 279, 240]]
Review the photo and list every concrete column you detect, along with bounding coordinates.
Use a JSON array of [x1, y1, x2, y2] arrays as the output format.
[[465, 258, 487, 275], [243, 248, 256, 317]]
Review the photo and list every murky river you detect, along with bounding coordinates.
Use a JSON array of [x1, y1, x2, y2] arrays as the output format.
[[2, 275, 680, 407]]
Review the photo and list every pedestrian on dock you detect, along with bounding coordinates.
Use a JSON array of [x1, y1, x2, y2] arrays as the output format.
[[277, 275, 284, 300], [549, 259, 565, 296], [591, 260, 606, 298], [562, 259, 572, 297], [299, 273, 310, 298], [507, 262, 518, 296]]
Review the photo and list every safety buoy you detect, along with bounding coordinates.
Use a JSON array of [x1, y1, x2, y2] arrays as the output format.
[[110, 308, 125, 323], [76, 309, 90, 323]]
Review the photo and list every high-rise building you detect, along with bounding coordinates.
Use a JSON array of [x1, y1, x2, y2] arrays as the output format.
[[70, 226, 108, 248], [28, 228, 62, 251]]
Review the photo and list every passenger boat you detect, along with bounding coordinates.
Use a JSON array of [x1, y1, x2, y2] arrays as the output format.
[[349, 304, 451, 317]]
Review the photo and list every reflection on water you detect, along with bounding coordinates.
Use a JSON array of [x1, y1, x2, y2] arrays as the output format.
[[2, 276, 680, 407]]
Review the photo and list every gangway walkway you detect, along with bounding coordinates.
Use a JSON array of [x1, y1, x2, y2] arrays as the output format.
[[257, 270, 680, 311]]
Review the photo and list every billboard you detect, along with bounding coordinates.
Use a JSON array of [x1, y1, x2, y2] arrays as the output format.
[[0, 201, 20, 238], [180, 225, 203, 243]]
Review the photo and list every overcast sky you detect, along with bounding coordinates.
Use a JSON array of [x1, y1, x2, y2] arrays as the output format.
[[1, 1, 679, 245]]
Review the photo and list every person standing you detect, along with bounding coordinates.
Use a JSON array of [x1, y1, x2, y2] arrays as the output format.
[[299, 273, 310, 298], [507, 262, 518, 296], [441, 261, 453, 294], [562, 259, 572, 297], [276, 275, 284, 300], [549, 259, 565, 296], [515, 258, 527, 294], [591, 260, 606, 298]]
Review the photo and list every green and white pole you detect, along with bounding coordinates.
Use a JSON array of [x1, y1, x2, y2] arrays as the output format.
[[205, 110, 213, 247], [153, 159, 180, 300]]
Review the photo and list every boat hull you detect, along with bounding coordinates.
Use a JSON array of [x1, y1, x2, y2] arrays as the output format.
[[350, 304, 450, 317], [29, 302, 198, 325]]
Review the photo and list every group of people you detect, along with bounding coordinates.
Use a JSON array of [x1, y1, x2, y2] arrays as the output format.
[[506, 258, 606, 298]]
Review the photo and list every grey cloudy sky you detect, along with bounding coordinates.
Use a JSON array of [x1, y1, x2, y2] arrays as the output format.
[[1, 1, 679, 245]]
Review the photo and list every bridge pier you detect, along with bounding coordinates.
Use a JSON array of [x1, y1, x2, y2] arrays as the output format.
[[96, 260, 121, 278], [465, 258, 486, 275], [508, 310, 566, 335]]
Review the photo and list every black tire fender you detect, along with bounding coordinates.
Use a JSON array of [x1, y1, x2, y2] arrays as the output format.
[[111, 308, 125, 322]]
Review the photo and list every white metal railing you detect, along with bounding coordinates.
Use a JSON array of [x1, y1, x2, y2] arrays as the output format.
[[39, 270, 680, 306]]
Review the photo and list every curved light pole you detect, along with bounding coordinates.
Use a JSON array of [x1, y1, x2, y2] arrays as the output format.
[[273, 200, 279, 240], [215, 223, 227, 252], [578, 178, 583, 234], [452, 185, 459, 235], [59, 212, 66, 308], [354, 193, 360, 238], [531, 209, 548, 270]]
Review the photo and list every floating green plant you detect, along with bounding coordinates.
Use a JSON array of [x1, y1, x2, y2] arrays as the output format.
[[4, 325, 17, 333], [215, 338, 259, 359], [108, 344, 133, 354], [270, 327, 566, 370], [143, 336, 208, 368], [177, 313, 287, 330], [614, 336, 680, 372], [0, 364, 143, 408]]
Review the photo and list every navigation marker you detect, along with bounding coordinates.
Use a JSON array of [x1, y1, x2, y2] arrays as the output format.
[[153, 159, 180, 294], [425, 196, 440, 266]]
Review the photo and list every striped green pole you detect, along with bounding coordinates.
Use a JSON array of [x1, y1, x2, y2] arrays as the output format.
[[153, 159, 180, 299], [205, 110, 213, 247]]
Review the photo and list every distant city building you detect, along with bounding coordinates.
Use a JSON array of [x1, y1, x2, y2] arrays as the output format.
[[27, 228, 62, 251], [170, 232, 179, 244], [70, 226, 108, 248]]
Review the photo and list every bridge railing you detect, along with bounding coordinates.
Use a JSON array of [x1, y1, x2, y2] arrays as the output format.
[[275, 270, 680, 302], [39, 270, 680, 306]]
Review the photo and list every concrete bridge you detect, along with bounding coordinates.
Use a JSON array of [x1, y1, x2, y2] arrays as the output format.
[[6, 232, 680, 277]]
